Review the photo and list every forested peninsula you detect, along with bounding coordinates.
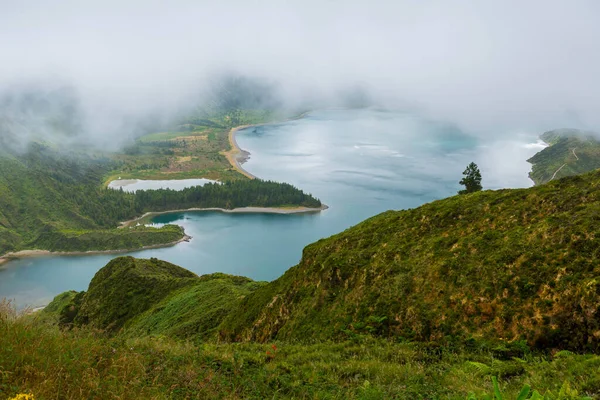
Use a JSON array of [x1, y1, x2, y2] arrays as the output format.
[[0, 143, 321, 257]]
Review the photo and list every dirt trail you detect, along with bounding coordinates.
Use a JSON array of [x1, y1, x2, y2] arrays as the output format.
[[550, 163, 567, 180], [572, 148, 579, 160], [549, 148, 580, 181]]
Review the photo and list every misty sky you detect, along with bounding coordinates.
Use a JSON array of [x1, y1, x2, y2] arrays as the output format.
[[1, 0, 600, 145]]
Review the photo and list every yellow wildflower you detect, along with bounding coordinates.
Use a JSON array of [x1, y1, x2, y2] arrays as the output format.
[[8, 394, 35, 400]]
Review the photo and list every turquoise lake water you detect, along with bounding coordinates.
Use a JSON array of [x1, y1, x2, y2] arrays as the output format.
[[0, 109, 544, 308]]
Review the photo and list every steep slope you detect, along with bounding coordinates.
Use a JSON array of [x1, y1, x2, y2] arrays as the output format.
[[73, 257, 199, 332], [528, 129, 600, 185], [125, 273, 266, 340], [220, 171, 600, 351]]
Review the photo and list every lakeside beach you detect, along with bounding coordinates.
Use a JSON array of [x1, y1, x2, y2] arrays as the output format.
[[224, 124, 261, 179], [0, 234, 192, 267], [120, 204, 329, 228]]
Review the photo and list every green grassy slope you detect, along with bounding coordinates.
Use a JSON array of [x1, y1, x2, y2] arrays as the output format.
[[220, 170, 600, 351], [3, 310, 599, 399], [72, 257, 199, 332], [528, 129, 600, 185], [9, 242, 599, 399], [0, 145, 184, 255], [53, 257, 267, 338], [125, 273, 266, 340]]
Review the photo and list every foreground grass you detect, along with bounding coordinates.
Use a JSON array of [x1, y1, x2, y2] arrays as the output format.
[[1, 303, 598, 399]]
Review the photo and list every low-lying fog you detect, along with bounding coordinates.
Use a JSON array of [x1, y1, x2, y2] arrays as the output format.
[[1, 1, 600, 153]]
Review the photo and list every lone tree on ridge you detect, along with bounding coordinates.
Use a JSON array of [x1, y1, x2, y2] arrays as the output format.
[[458, 162, 482, 194]]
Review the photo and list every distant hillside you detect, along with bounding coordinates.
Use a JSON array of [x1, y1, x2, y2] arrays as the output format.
[[528, 128, 600, 185], [220, 170, 600, 351], [0, 145, 320, 256], [0, 145, 184, 255]]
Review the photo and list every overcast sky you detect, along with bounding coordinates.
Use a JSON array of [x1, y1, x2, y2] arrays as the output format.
[[1, 0, 599, 145]]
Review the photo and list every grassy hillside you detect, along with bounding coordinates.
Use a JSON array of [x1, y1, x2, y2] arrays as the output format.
[[4, 169, 600, 397], [71, 257, 199, 332], [125, 273, 266, 340], [528, 129, 600, 185], [220, 170, 600, 351], [52, 257, 267, 339], [9, 250, 599, 399]]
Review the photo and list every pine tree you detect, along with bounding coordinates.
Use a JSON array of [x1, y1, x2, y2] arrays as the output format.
[[458, 162, 482, 194]]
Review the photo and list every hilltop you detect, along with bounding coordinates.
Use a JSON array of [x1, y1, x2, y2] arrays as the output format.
[[528, 128, 600, 185], [54, 256, 267, 339]]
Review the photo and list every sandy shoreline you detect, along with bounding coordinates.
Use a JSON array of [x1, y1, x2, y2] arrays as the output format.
[[224, 124, 261, 179], [120, 204, 329, 228], [0, 204, 328, 265], [224, 111, 311, 180], [0, 234, 192, 266]]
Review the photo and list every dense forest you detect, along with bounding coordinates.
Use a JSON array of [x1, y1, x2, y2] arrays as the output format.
[[0, 144, 320, 255], [133, 180, 321, 211]]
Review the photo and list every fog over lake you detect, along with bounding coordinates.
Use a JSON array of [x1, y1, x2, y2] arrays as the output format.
[[0, 109, 544, 308]]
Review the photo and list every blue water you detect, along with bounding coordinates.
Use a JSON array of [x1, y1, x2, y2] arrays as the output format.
[[0, 109, 542, 308]]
